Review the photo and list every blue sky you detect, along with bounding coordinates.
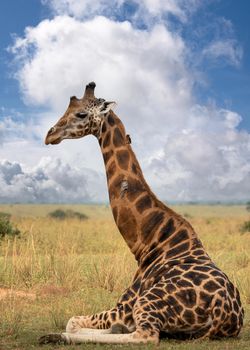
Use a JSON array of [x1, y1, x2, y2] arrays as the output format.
[[185, 0, 250, 130], [0, 0, 249, 203], [0, 0, 43, 110], [1, 0, 250, 129]]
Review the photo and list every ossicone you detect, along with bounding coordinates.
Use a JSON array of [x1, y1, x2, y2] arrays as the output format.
[[83, 81, 96, 99]]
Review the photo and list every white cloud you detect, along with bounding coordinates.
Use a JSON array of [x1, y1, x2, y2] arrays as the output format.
[[135, 0, 201, 24], [0, 157, 106, 203], [43, 0, 201, 23], [4, 2, 249, 203], [146, 105, 250, 201], [10, 14, 191, 163], [10, 15, 188, 114], [42, 0, 109, 18], [0, 115, 25, 145], [202, 39, 243, 67]]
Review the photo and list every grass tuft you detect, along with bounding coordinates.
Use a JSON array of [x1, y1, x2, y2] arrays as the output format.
[[0, 294, 25, 337]]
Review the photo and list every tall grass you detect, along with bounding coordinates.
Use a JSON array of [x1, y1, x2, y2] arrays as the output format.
[[0, 214, 136, 289], [0, 204, 249, 349]]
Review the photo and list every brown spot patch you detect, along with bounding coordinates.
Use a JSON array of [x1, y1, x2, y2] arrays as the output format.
[[102, 121, 107, 133], [166, 242, 190, 259], [127, 177, 145, 201], [203, 280, 220, 292], [109, 174, 124, 199], [112, 207, 118, 221], [118, 207, 137, 246], [166, 284, 176, 294], [103, 131, 111, 148], [108, 114, 115, 126], [132, 163, 138, 174], [169, 229, 189, 247], [57, 119, 67, 127], [113, 127, 124, 147], [158, 218, 175, 243], [175, 288, 197, 308], [199, 291, 212, 308], [107, 161, 116, 180], [183, 309, 195, 324], [141, 247, 163, 270], [136, 195, 152, 213], [176, 279, 193, 288], [116, 150, 130, 170], [193, 249, 205, 256], [103, 150, 113, 164], [141, 211, 165, 242], [183, 271, 208, 286]]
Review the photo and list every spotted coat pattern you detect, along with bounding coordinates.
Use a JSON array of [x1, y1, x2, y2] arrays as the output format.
[[43, 82, 244, 345]]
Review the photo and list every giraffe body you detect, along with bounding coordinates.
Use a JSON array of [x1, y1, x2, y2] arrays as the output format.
[[40, 82, 244, 345]]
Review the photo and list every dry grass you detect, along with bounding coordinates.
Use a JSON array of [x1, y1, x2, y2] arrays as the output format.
[[0, 204, 250, 350]]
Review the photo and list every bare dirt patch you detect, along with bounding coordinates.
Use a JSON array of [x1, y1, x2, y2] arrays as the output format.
[[39, 284, 70, 296], [0, 288, 36, 300]]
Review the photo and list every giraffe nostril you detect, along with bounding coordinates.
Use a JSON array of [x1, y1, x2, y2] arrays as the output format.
[[48, 127, 55, 135]]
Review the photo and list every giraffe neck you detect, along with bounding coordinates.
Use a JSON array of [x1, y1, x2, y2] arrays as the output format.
[[98, 111, 181, 262]]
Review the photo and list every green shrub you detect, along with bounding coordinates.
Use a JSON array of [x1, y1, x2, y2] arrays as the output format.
[[48, 209, 67, 220], [48, 209, 88, 221], [72, 211, 88, 220], [240, 220, 250, 233], [0, 212, 11, 220], [246, 201, 250, 212], [0, 212, 21, 239], [183, 212, 193, 219]]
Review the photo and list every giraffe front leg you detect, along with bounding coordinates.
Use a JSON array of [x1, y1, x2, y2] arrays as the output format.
[[66, 303, 135, 333], [38, 327, 113, 345], [61, 294, 161, 345], [60, 331, 158, 345], [66, 284, 137, 334], [39, 312, 113, 345], [39, 305, 134, 345], [39, 284, 137, 345], [65, 313, 110, 333]]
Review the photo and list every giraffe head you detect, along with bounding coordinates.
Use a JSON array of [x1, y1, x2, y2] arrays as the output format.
[[45, 82, 116, 145]]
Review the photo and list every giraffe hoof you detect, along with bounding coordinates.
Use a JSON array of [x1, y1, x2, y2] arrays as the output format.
[[38, 333, 67, 345], [111, 323, 130, 334]]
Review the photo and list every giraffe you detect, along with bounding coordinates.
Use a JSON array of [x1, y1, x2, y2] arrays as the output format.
[[39, 82, 244, 345]]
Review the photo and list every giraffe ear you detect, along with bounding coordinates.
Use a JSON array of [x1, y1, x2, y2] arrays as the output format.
[[100, 101, 116, 114]]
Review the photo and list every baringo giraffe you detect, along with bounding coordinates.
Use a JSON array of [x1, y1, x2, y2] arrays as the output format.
[[40, 82, 244, 345]]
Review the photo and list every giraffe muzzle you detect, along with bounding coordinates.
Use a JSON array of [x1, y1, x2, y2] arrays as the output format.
[[45, 133, 62, 145]]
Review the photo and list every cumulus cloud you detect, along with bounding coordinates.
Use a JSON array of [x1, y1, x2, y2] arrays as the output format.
[[10, 15, 188, 117], [146, 106, 250, 202], [0, 157, 107, 203], [4, 0, 249, 203], [10, 14, 191, 164]]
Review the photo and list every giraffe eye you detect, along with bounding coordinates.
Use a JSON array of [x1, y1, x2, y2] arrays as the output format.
[[75, 112, 88, 119]]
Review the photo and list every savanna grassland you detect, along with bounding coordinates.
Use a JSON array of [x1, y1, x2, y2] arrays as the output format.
[[0, 204, 250, 350]]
